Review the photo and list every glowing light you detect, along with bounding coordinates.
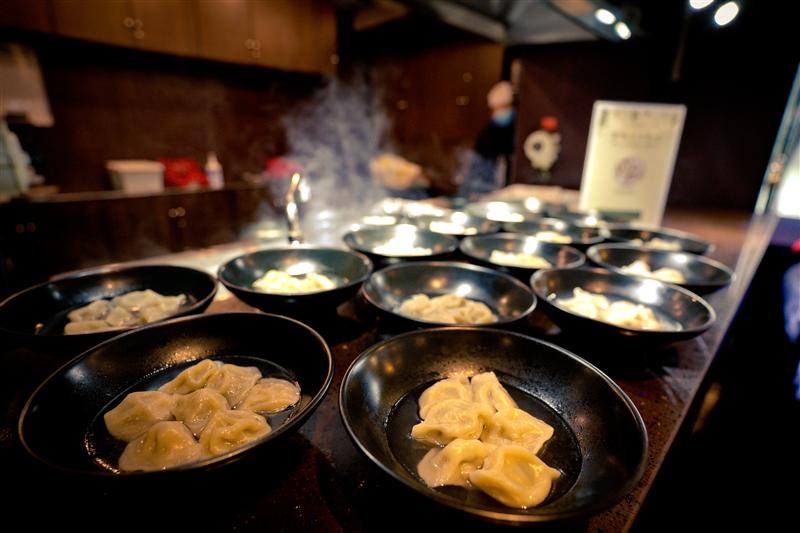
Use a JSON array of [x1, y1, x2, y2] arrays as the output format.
[[713, 1, 739, 26], [523, 197, 541, 212], [595, 8, 616, 25], [455, 283, 473, 297], [286, 262, 315, 276], [689, 0, 714, 9], [614, 21, 632, 40], [451, 211, 469, 224], [634, 280, 661, 305]]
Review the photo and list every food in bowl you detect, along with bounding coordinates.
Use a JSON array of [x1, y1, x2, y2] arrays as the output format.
[[252, 269, 336, 294], [64, 289, 187, 335], [621, 259, 686, 284], [534, 231, 571, 244], [397, 294, 496, 324], [104, 359, 301, 472], [489, 250, 551, 269], [411, 372, 560, 508], [372, 237, 433, 257], [556, 287, 670, 331], [630, 237, 682, 251]]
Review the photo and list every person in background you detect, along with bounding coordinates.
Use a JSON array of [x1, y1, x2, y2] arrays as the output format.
[[459, 80, 516, 198]]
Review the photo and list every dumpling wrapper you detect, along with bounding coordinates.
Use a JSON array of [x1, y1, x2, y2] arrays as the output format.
[[199, 410, 271, 456], [205, 364, 262, 407], [417, 438, 493, 488], [238, 378, 301, 413], [139, 295, 186, 323], [469, 445, 560, 509], [119, 421, 203, 472], [111, 289, 162, 312], [481, 408, 554, 455], [104, 390, 176, 442], [67, 299, 110, 323], [418, 376, 472, 419], [105, 305, 137, 327], [64, 319, 114, 335], [172, 388, 230, 436], [410, 399, 492, 446], [470, 372, 518, 413], [159, 359, 223, 395]]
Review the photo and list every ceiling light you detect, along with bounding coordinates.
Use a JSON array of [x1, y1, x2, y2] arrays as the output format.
[[614, 21, 632, 40], [595, 8, 616, 25], [689, 0, 714, 10], [713, 1, 740, 26]]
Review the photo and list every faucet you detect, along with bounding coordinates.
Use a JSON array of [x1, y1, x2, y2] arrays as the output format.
[[285, 172, 304, 245]]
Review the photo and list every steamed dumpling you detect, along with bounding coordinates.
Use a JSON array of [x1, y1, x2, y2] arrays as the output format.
[[64, 319, 114, 335], [418, 376, 473, 419], [104, 391, 176, 442], [411, 399, 492, 446], [171, 389, 229, 436], [199, 410, 271, 456], [481, 408, 554, 455], [67, 300, 110, 322], [470, 372, 518, 413], [417, 438, 493, 488], [205, 364, 262, 407], [119, 421, 203, 472], [468, 445, 560, 508], [139, 295, 186, 323], [105, 305, 136, 327], [238, 378, 301, 413], [159, 359, 223, 395], [111, 289, 162, 311]]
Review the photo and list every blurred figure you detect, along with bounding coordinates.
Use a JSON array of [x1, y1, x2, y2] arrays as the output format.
[[460, 80, 516, 198]]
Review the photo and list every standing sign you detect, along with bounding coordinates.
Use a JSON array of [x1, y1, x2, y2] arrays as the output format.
[[579, 101, 686, 225]]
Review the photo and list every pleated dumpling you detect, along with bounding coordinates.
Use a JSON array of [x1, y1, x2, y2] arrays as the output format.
[[410, 399, 492, 446], [481, 408, 554, 455], [111, 289, 162, 311], [470, 372, 518, 413], [159, 359, 223, 395], [104, 390, 176, 442], [205, 364, 262, 407], [238, 378, 301, 413], [172, 389, 229, 436], [64, 320, 113, 335], [139, 295, 186, 323], [468, 445, 560, 508], [119, 421, 203, 472], [417, 438, 493, 488], [417, 376, 472, 419], [67, 300, 110, 323], [199, 410, 271, 456]]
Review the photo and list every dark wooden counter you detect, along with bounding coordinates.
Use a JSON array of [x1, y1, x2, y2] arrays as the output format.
[[0, 209, 775, 532]]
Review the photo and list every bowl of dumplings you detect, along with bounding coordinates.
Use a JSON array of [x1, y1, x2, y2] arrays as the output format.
[[218, 246, 372, 316], [604, 224, 712, 255], [339, 327, 648, 523], [503, 218, 607, 250], [587, 243, 734, 294], [0, 264, 217, 352], [18, 312, 333, 475], [531, 267, 716, 345]]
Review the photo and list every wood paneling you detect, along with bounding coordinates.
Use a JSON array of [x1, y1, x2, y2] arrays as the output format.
[[194, 0, 253, 64], [131, 0, 198, 56], [0, 0, 53, 32], [51, 0, 134, 47]]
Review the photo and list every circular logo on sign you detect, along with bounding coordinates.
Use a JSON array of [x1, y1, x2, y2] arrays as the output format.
[[614, 157, 645, 186]]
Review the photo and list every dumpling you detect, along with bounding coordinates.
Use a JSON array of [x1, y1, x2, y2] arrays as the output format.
[[470, 372, 518, 413], [67, 300, 110, 322], [205, 364, 262, 407], [238, 378, 301, 413], [64, 320, 113, 335], [119, 421, 203, 472], [171, 389, 229, 436], [481, 408, 554, 455], [199, 410, 271, 456], [105, 305, 136, 327], [469, 445, 560, 508], [159, 359, 223, 395], [139, 295, 186, 323], [111, 289, 162, 311], [104, 390, 176, 442], [410, 399, 492, 446], [418, 376, 473, 419], [417, 438, 493, 488]]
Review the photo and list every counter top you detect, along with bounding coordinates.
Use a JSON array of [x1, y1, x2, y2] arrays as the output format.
[[0, 208, 775, 531]]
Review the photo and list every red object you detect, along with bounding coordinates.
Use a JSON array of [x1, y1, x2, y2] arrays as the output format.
[[161, 158, 208, 188], [264, 157, 303, 178], [540, 116, 559, 131]]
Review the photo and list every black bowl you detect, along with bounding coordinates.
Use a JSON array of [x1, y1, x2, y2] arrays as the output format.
[[218, 246, 372, 316], [19, 312, 333, 476], [342, 225, 458, 267], [460, 233, 585, 280], [587, 243, 734, 294], [604, 224, 712, 255], [414, 212, 501, 237], [339, 327, 647, 524], [362, 261, 535, 328], [531, 267, 716, 345], [0, 264, 217, 352], [503, 218, 607, 250]]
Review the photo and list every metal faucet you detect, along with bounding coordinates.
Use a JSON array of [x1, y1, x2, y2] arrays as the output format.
[[285, 172, 304, 245]]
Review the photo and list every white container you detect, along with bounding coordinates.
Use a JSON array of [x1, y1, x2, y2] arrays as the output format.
[[205, 151, 224, 190], [106, 160, 165, 193]]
